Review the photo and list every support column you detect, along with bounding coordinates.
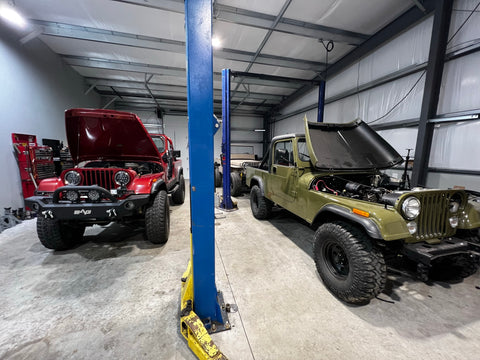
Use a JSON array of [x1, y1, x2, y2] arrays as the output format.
[[185, 0, 222, 323], [411, 0, 453, 187], [317, 80, 326, 123], [221, 68, 234, 210]]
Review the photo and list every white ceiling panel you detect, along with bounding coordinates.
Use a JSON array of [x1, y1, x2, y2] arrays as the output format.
[[262, 32, 343, 62], [244, 85, 295, 96], [40, 36, 186, 68], [72, 67, 145, 82], [150, 75, 188, 87], [249, 64, 317, 80], [213, 58, 250, 73], [213, 21, 268, 52], [285, 0, 412, 35], [217, 0, 285, 16], [16, 0, 185, 40]]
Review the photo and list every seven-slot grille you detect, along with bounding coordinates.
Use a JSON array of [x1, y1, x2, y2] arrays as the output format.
[[77, 169, 116, 190], [411, 191, 456, 240]]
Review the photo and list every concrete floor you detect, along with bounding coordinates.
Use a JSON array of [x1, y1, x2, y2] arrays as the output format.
[[1, 183, 479, 360]]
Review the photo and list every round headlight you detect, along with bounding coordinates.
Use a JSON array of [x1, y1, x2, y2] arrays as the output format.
[[401, 196, 421, 220], [64, 170, 81, 185], [114, 170, 131, 186]]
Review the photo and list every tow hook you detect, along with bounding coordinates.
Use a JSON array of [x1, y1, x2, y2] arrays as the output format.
[[106, 209, 117, 218], [41, 210, 54, 219]]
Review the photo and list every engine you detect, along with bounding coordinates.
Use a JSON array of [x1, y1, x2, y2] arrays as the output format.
[[311, 174, 404, 205]]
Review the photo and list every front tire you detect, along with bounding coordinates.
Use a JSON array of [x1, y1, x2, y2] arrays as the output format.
[[250, 185, 272, 220], [145, 190, 170, 244], [172, 174, 185, 204], [230, 172, 242, 197], [37, 218, 85, 250], [313, 222, 386, 304]]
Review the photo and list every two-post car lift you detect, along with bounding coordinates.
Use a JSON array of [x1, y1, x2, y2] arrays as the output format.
[[179, 0, 230, 359]]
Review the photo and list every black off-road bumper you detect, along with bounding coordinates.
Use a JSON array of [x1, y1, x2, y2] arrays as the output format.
[[403, 237, 480, 265], [25, 186, 150, 221]]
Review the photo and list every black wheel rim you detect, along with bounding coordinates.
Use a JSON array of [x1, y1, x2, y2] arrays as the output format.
[[324, 242, 349, 279]]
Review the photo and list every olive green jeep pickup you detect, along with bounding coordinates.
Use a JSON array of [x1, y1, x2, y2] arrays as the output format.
[[246, 118, 480, 304]]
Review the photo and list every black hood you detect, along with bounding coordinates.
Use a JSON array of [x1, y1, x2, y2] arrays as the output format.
[[305, 118, 403, 170]]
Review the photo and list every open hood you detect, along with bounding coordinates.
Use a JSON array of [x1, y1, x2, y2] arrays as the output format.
[[305, 118, 403, 170], [65, 109, 161, 163]]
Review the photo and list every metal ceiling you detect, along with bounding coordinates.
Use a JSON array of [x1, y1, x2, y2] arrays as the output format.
[[13, 0, 425, 116]]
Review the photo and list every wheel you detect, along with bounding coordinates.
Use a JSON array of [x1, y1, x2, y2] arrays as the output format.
[[37, 217, 85, 250], [250, 185, 272, 220], [452, 255, 479, 278], [145, 190, 170, 244], [172, 174, 185, 204], [214, 166, 222, 187], [313, 221, 386, 304], [230, 172, 242, 197]]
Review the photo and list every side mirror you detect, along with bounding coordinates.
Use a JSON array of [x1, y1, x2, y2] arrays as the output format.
[[172, 150, 181, 158]]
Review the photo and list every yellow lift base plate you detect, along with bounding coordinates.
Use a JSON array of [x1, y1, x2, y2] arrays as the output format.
[[180, 261, 228, 360]]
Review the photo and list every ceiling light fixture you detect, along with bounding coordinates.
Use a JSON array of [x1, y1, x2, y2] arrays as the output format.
[[0, 4, 26, 29], [212, 36, 222, 49], [254, 129, 266, 132]]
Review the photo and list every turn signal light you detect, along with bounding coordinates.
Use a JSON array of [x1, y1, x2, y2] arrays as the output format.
[[353, 208, 370, 217]]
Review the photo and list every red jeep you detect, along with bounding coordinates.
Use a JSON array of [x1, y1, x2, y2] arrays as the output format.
[[26, 109, 185, 250]]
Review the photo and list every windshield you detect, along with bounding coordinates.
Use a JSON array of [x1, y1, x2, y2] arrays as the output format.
[[151, 136, 165, 154], [297, 139, 310, 162]]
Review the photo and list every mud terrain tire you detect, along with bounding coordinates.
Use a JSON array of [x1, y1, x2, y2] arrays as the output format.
[[250, 185, 273, 220], [230, 172, 242, 197], [172, 174, 185, 205], [313, 221, 386, 304], [37, 217, 85, 250], [145, 190, 170, 244]]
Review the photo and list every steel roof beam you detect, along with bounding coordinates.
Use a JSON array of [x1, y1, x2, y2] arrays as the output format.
[[34, 20, 324, 71], [96, 90, 272, 109], [86, 77, 285, 101], [110, 0, 184, 13], [215, 4, 368, 45], [110, 1, 367, 45], [66, 55, 303, 89]]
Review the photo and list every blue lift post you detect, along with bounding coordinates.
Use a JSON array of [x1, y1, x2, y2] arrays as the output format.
[[181, 0, 228, 358], [220, 68, 235, 210]]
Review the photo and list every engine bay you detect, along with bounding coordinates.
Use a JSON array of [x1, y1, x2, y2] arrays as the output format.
[[311, 173, 403, 205], [83, 161, 163, 175]]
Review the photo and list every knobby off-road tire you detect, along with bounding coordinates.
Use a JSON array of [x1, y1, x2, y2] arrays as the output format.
[[250, 185, 273, 220], [313, 221, 386, 304], [230, 172, 242, 197], [171, 174, 185, 205], [214, 166, 222, 187], [37, 217, 85, 250], [145, 190, 170, 244]]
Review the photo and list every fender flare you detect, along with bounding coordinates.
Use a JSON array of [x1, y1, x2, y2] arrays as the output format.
[[316, 204, 383, 239], [249, 175, 265, 196], [150, 179, 167, 196]]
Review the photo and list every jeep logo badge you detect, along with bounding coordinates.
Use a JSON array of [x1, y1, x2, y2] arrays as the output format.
[[74, 209, 92, 215]]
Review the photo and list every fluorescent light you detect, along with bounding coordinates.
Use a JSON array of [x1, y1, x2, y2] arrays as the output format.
[[254, 129, 266, 132], [0, 5, 26, 29], [212, 36, 222, 49]]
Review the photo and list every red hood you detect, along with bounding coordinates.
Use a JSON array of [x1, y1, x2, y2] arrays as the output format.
[[65, 109, 161, 163]]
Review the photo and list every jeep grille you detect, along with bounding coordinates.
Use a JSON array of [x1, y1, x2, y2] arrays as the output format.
[[412, 191, 457, 240], [78, 169, 116, 190]]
